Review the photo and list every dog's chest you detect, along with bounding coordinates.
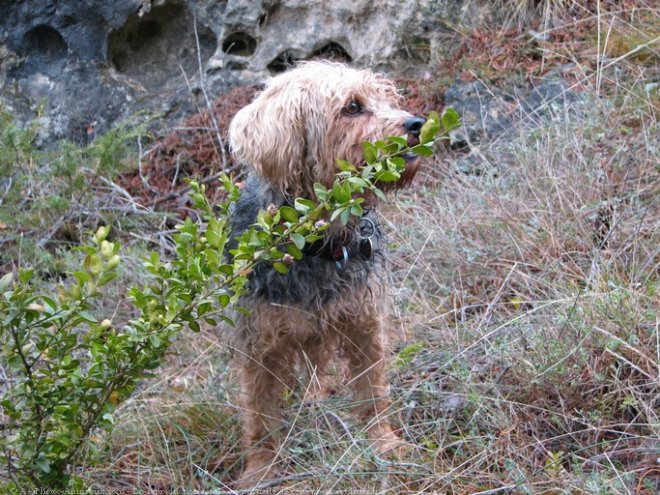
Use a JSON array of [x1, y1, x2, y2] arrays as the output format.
[[229, 176, 386, 308]]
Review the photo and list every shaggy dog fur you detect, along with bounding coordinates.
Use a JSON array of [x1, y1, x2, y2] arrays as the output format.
[[227, 61, 424, 487]]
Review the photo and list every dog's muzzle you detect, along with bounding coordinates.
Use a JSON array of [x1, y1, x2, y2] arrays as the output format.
[[404, 116, 425, 147]]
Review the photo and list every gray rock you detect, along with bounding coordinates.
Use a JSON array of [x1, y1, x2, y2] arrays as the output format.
[[1, 0, 570, 147], [444, 73, 582, 177], [0, 0, 218, 144], [0, 0, 477, 145], [445, 75, 579, 147]]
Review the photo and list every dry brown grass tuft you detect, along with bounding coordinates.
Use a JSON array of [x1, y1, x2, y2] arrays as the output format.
[[117, 84, 258, 212]]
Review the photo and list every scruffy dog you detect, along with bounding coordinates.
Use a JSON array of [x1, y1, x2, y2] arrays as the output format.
[[227, 61, 424, 487]]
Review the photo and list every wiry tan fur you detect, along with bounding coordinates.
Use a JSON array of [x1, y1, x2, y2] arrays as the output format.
[[229, 61, 415, 199], [227, 61, 421, 488]]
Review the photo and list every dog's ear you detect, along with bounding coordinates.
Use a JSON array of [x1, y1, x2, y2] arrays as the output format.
[[229, 81, 323, 197]]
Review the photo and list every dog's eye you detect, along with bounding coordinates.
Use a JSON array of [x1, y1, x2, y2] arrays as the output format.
[[344, 101, 362, 115]]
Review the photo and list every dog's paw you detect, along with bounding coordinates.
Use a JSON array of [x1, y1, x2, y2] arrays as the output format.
[[367, 424, 411, 459], [236, 451, 279, 490]]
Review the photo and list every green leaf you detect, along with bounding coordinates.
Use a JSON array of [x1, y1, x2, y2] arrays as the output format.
[[420, 111, 440, 144], [313, 183, 328, 200], [348, 177, 369, 189], [287, 243, 303, 260], [219, 315, 236, 327], [396, 341, 427, 367], [336, 159, 357, 172], [388, 136, 408, 147], [330, 206, 346, 222], [340, 207, 351, 225], [388, 156, 406, 168], [269, 248, 284, 259], [97, 271, 117, 287], [256, 209, 274, 228], [441, 107, 461, 133], [373, 188, 387, 201], [383, 141, 401, 154], [0, 272, 13, 292], [375, 170, 400, 182], [94, 225, 110, 244], [273, 262, 289, 274], [218, 293, 230, 308], [290, 233, 306, 250], [294, 198, 316, 214], [19, 268, 34, 284], [362, 142, 378, 163], [77, 311, 98, 323], [87, 254, 104, 274], [298, 236, 319, 251], [332, 181, 352, 203], [206, 248, 220, 268], [197, 302, 211, 317], [35, 453, 51, 474], [411, 144, 434, 156], [279, 206, 299, 223], [61, 357, 80, 370], [73, 271, 92, 285], [218, 264, 234, 277], [350, 203, 363, 217], [40, 295, 57, 313]]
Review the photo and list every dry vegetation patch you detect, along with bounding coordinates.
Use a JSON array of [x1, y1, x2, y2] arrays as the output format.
[[382, 88, 658, 492]]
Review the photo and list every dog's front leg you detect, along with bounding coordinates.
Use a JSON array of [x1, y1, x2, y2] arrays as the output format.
[[344, 315, 407, 457], [236, 350, 290, 488]]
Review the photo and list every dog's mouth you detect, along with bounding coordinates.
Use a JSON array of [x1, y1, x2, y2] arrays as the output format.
[[368, 133, 423, 192], [401, 131, 422, 163], [407, 134, 421, 148], [401, 151, 419, 163], [401, 131, 422, 162]]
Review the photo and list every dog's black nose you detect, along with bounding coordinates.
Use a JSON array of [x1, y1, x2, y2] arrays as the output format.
[[404, 117, 426, 137]]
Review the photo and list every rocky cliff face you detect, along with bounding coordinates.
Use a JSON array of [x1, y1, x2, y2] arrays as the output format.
[[0, 0, 467, 145], [1, 0, 216, 144]]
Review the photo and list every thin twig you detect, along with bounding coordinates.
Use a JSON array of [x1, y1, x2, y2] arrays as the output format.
[[97, 176, 140, 212], [476, 261, 518, 333], [137, 135, 159, 195], [471, 485, 518, 495], [150, 166, 242, 207], [193, 16, 227, 169], [0, 177, 12, 205], [171, 153, 181, 191], [197, 471, 321, 495]]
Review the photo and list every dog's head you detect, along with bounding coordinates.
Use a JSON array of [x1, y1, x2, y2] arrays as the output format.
[[229, 61, 424, 199]]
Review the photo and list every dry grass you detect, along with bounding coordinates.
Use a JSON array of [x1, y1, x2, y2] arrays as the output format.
[[382, 89, 658, 493]]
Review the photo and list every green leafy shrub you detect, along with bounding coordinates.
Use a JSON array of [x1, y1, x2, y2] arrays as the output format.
[[0, 229, 133, 490]]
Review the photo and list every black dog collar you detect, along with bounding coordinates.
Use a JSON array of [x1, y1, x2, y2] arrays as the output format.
[[305, 216, 377, 271]]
